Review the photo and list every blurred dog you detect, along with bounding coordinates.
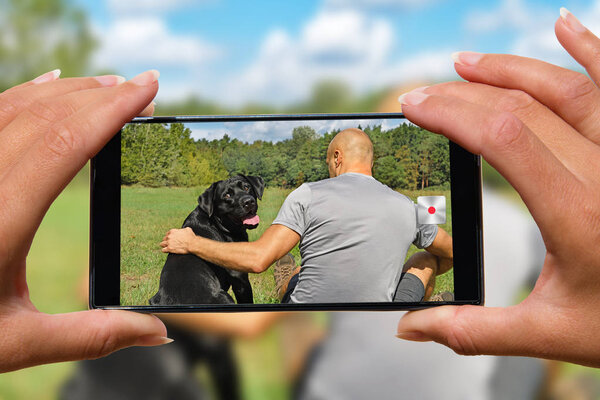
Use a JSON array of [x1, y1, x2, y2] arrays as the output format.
[[149, 175, 264, 305]]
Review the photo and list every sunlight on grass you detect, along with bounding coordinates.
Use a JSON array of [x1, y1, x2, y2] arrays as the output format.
[[121, 186, 453, 305]]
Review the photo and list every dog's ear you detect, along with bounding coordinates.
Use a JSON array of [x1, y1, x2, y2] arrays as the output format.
[[198, 182, 219, 217], [242, 175, 265, 200]]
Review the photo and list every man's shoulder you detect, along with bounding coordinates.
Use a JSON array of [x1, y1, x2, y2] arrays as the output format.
[[310, 174, 415, 206], [285, 182, 312, 203]]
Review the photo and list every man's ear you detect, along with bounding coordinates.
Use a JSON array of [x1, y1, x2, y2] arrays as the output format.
[[334, 150, 341, 167], [242, 175, 265, 200], [198, 182, 219, 217]]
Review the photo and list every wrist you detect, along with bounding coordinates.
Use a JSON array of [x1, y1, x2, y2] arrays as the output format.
[[187, 236, 200, 255]]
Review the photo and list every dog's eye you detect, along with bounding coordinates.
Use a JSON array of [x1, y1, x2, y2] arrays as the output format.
[[243, 186, 249, 192], [224, 193, 231, 199]]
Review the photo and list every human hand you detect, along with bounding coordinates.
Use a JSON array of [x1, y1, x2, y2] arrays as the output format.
[[396, 8, 600, 367], [0, 69, 170, 373], [160, 227, 196, 254]]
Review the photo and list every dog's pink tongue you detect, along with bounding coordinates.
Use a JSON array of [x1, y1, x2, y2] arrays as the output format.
[[243, 215, 260, 225]]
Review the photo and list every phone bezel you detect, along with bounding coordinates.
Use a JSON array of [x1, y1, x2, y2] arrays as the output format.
[[90, 113, 483, 312]]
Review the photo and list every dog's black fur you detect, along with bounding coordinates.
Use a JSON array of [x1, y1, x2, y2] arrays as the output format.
[[61, 323, 240, 400], [149, 175, 264, 305]]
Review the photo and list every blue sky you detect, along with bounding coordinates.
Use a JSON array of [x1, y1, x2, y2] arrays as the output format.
[[173, 118, 407, 141], [76, 0, 599, 107]]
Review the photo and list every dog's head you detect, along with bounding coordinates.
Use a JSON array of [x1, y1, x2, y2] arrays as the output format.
[[197, 175, 265, 230]]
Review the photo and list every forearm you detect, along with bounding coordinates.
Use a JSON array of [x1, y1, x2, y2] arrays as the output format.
[[425, 227, 453, 259], [188, 236, 270, 273]]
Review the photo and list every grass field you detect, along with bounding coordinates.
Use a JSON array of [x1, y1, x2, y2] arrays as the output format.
[[121, 186, 453, 306]]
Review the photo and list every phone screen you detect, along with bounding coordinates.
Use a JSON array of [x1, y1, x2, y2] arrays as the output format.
[[117, 115, 458, 307]]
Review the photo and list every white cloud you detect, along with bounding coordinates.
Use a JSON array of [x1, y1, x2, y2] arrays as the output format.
[[93, 17, 220, 71], [462, 0, 600, 72], [188, 119, 408, 143], [504, 1, 600, 69], [465, 0, 535, 32], [374, 49, 455, 87], [106, 0, 200, 15], [220, 9, 396, 105], [302, 10, 392, 65], [215, 6, 461, 106], [324, 0, 439, 10]]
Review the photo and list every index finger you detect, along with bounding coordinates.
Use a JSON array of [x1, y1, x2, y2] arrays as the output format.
[[399, 90, 579, 241], [452, 52, 600, 144], [0, 75, 125, 130]]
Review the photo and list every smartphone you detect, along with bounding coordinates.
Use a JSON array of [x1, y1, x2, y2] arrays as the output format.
[[90, 113, 483, 312]]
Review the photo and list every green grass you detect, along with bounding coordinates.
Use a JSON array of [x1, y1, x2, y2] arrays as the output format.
[[0, 183, 89, 400], [121, 186, 453, 305], [120, 186, 296, 305]]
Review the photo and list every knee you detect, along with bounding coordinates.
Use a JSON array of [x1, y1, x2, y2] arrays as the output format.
[[403, 251, 439, 273]]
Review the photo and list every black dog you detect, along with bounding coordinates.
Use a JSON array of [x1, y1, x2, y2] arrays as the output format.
[[149, 175, 264, 305], [61, 322, 241, 400]]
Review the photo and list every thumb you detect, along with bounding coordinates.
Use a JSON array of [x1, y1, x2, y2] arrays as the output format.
[[396, 305, 529, 356], [13, 309, 169, 371]]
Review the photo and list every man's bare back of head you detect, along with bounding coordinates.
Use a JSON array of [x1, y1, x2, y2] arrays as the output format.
[[326, 128, 374, 177]]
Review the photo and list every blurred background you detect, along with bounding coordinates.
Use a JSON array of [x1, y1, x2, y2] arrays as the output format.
[[2, 0, 600, 398]]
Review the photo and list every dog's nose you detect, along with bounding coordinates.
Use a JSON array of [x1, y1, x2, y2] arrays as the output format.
[[242, 197, 255, 209]]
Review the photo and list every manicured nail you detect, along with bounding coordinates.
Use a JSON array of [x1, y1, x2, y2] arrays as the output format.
[[32, 69, 61, 84], [134, 335, 174, 346], [560, 7, 586, 33], [396, 331, 431, 341], [94, 75, 126, 87], [130, 69, 160, 86], [451, 51, 483, 66], [398, 90, 429, 106]]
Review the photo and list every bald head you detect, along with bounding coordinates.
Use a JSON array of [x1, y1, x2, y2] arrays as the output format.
[[326, 128, 374, 177]]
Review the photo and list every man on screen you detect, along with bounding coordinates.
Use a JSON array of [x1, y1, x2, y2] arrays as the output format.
[[160, 128, 453, 303]]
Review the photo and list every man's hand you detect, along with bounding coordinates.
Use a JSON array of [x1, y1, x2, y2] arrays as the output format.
[[396, 8, 600, 367], [0, 69, 169, 373], [160, 227, 197, 254], [159, 224, 300, 274]]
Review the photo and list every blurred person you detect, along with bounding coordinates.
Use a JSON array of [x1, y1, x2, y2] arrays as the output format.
[[294, 188, 548, 400], [160, 128, 453, 303], [395, 8, 600, 367]]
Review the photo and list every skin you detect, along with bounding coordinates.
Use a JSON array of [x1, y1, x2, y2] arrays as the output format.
[[0, 70, 168, 373], [161, 128, 453, 291], [395, 10, 600, 368]]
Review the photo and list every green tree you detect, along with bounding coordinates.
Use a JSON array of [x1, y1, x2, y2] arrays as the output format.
[[395, 145, 419, 190], [0, 0, 97, 91], [374, 155, 407, 189], [300, 80, 352, 113]]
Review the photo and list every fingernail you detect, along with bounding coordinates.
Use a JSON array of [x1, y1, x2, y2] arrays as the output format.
[[134, 335, 174, 346], [32, 69, 61, 84], [94, 75, 126, 87], [130, 69, 160, 86], [560, 7, 586, 33], [398, 90, 429, 106], [451, 51, 483, 66], [396, 331, 431, 341]]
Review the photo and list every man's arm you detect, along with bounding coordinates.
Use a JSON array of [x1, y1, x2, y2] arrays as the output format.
[[425, 227, 452, 258], [160, 224, 300, 274], [425, 227, 453, 275]]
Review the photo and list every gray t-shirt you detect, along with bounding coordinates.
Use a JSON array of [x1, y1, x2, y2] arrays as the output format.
[[272, 172, 438, 303]]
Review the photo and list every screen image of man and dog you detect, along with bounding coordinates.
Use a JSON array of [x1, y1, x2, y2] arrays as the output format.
[[120, 119, 452, 306]]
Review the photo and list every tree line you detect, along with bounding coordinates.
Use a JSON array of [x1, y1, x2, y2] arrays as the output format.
[[121, 122, 450, 190]]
